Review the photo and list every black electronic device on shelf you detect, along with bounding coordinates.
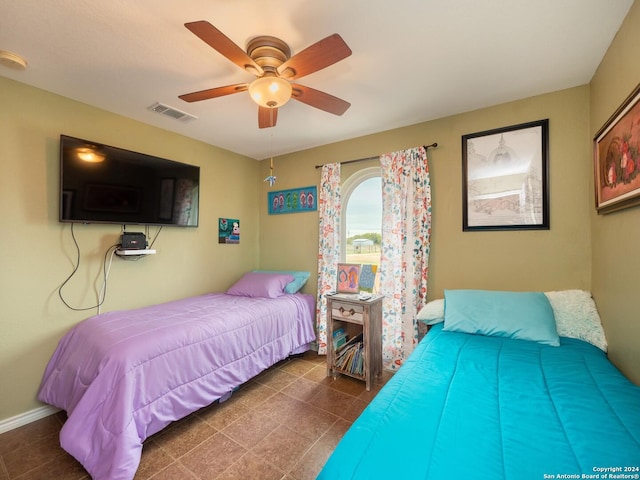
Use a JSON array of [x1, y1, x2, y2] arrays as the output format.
[[120, 232, 147, 250]]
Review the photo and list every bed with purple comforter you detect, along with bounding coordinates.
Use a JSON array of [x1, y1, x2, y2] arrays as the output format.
[[38, 292, 316, 480]]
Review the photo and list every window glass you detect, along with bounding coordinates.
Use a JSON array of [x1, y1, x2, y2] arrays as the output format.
[[344, 175, 381, 266]]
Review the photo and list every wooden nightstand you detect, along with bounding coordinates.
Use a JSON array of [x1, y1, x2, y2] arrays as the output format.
[[326, 294, 383, 390]]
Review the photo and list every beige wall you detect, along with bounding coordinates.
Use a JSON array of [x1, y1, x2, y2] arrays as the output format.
[[259, 86, 593, 301], [0, 77, 259, 421], [590, 0, 640, 384]]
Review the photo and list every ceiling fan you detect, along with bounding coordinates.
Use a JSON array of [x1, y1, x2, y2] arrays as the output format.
[[179, 21, 352, 128]]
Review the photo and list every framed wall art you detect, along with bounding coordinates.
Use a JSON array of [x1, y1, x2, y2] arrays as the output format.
[[593, 83, 640, 214], [218, 217, 240, 244], [462, 119, 549, 231], [268, 186, 317, 215]]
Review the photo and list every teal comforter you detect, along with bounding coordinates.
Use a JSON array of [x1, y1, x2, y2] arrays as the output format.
[[319, 324, 640, 479]]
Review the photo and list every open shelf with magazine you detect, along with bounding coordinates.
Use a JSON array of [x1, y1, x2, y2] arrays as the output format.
[[326, 294, 383, 390]]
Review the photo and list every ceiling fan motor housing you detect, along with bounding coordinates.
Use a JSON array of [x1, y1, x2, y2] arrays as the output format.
[[246, 36, 291, 71]]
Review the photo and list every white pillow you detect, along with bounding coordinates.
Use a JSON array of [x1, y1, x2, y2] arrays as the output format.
[[544, 290, 607, 352], [416, 298, 444, 325]]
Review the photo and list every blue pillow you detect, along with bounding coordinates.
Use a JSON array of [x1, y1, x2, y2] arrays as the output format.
[[443, 289, 560, 346], [253, 270, 310, 294]]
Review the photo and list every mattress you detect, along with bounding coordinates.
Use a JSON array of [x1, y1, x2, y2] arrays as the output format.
[[319, 323, 640, 479], [38, 292, 316, 480]]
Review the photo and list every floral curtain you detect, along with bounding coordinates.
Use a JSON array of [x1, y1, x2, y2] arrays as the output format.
[[379, 147, 431, 370], [315, 163, 341, 355]]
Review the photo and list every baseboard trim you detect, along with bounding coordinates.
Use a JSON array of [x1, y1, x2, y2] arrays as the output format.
[[0, 405, 60, 435]]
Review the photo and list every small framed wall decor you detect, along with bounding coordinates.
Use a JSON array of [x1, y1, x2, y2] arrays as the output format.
[[594, 83, 640, 214], [336, 263, 360, 294], [268, 186, 317, 214], [462, 119, 549, 231], [218, 218, 240, 244]]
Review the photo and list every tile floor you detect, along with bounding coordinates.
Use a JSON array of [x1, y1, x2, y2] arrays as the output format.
[[0, 351, 392, 480]]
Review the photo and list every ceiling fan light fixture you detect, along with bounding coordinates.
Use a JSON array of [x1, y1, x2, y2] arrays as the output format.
[[248, 76, 292, 108]]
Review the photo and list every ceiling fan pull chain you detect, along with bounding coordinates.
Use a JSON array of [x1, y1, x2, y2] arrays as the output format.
[[264, 133, 277, 186], [264, 157, 277, 187]]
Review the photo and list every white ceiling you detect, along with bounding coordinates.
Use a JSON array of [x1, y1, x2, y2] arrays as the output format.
[[0, 0, 633, 160]]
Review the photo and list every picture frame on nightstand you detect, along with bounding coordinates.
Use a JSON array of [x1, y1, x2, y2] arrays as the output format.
[[336, 263, 360, 294]]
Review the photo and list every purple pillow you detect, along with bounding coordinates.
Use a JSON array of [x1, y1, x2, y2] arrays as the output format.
[[226, 272, 295, 299]]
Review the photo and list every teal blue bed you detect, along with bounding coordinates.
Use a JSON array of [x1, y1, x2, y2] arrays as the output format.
[[318, 290, 640, 480]]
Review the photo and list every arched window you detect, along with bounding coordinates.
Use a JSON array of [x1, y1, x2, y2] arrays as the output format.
[[341, 166, 381, 265]]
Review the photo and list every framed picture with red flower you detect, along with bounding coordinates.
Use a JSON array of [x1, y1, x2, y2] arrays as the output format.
[[594, 82, 640, 214]]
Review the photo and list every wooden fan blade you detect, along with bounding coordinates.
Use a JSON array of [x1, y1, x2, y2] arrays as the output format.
[[185, 21, 264, 76], [179, 83, 248, 103], [258, 106, 278, 128], [278, 34, 351, 80], [291, 84, 350, 116]]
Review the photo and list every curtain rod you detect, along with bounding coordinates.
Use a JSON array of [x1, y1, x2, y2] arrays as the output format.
[[314, 142, 438, 169]]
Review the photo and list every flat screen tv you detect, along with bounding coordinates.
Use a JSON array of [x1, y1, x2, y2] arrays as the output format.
[[59, 135, 199, 227]]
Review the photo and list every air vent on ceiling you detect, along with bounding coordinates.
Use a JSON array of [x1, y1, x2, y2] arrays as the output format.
[[148, 102, 198, 122]]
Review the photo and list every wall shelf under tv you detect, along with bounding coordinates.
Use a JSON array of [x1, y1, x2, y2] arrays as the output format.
[[115, 249, 156, 257]]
